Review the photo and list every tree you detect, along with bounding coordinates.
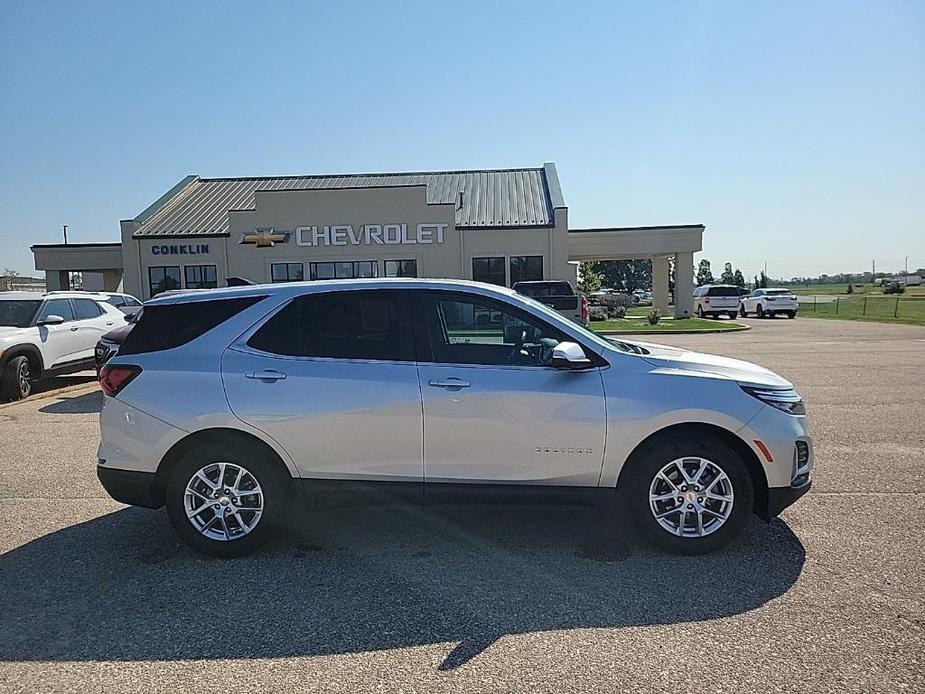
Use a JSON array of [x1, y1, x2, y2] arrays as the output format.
[[590, 259, 652, 293], [696, 259, 714, 286], [759, 270, 769, 288], [733, 269, 746, 287], [720, 262, 736, 285], [2, 268, 19, 278], [577, 261, 602, 294]]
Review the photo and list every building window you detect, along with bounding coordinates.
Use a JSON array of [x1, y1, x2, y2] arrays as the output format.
[[509, 256, 543, 285], [309, 261, 378, 281], [271, 263, 304, 283], [384, 259, 417, 278], [148, 266, 181, 297], [472, 257, 505, 286], [184, 265, 218, 289]]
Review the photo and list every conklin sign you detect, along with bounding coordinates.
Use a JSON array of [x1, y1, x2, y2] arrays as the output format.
[[295, 223, 447, 247]]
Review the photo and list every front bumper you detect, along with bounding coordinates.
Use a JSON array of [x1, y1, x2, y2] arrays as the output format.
[[763, 480, 812, 519], [97, 463, 162, 509]]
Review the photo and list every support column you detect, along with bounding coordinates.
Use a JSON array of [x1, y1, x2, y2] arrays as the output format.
[[101, 270, 123, 292], [652, 256, 670, 314], [674, 251, 695, 318], [45, 270, 70, 291]]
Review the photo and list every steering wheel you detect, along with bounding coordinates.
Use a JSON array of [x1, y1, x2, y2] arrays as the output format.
[[507, 328, 527, 363]]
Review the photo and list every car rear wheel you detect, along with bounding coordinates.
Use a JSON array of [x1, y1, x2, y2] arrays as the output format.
[[739, 305, 747, 317], [697, 305, 706, 318], [756, 304, 765, 318], [623, 433, 754, 554], [1, 355, 32, 401], [786, 311, 796, 319], [166, 442, 290, 558]]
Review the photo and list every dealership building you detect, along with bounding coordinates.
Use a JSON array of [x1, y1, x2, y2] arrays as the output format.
[[31, 163, 702, 317]]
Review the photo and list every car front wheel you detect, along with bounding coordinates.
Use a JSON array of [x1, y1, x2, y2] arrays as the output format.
[[624, 433, 754, 554], [0, 355, 32, 401], [166, 442, 290, 557]]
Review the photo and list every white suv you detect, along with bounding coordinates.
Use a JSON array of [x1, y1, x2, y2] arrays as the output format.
[[693, 285, 745, 319], [97, 279, 813, 557], [740, 289, 799, 319], [0, 292, 128, 400]]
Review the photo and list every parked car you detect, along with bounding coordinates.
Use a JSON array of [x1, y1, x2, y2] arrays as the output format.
[[97, 279, 812, 557], [45, 290, 143, 317], [0, 292, 128, 400], [693, 285, 742, 319], [512, 280, 589, 325], [740, 289, 799, 319], [95, 308, 142, 374]]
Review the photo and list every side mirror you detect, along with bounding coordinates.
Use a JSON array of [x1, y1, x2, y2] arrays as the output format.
[[124, 311, 136, 321], [552, 341, 592, 369], [37, 314, 65, 326]]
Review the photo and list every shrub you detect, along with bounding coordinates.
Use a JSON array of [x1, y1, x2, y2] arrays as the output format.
[[609, 306, 626, 319], [601, 292, 633, 310], [846, 283, 854, 294], [588, 306, 608, 321], [647, 308, 661, 325]]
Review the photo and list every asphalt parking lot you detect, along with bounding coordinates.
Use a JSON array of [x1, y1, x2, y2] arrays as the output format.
[[1, 317, 923, 693]]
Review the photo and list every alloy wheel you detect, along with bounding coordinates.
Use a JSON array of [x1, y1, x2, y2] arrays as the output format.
[[184, 462, 264, 541], [18, 360, 30, 397], [648, 457, 734, 538]]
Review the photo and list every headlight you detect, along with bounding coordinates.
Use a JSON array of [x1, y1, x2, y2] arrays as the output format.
[[741, 385, 805, 415]]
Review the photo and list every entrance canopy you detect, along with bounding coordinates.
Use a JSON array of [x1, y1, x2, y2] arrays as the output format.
[[568, 224, 703, 318], [31, 242, 124, 292]]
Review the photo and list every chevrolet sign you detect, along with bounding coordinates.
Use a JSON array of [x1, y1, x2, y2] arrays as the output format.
[[295, 223, 447, 247]]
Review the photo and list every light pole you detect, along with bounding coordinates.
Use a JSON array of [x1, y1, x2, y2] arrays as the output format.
[[63, 225, 68, 244]]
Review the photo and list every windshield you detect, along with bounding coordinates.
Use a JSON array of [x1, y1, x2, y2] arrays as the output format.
[[0, 300, 41, 328]]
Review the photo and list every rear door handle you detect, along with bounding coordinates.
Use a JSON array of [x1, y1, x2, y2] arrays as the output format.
[[428, 378, 471, 390], [246, 369, 288, 382]]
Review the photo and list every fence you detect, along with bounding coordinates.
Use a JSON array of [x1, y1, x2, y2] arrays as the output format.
[[798, 295, 925, 321]]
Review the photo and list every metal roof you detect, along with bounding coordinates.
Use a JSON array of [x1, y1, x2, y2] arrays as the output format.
[[132, 164, 563, 238]]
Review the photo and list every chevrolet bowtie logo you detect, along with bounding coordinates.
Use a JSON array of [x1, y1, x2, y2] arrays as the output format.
[[239, 228, 290, 247]]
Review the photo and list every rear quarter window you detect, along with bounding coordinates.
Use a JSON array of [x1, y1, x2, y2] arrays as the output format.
[[119, 296, 265, 356]]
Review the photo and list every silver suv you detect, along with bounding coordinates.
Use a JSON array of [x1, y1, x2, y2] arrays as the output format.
[[97, 279, 813, 557]]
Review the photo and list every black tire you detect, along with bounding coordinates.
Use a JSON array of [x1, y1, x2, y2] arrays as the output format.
[[697, 305, 706, 318], [739, 305, 748, 317], [727, 312, 737, 320], [165, 440, 291, 558], [622, 433, 754, 554], [756, 304, 765, 318], [786, 311, 796, 319], [1, 355, 33, 401]]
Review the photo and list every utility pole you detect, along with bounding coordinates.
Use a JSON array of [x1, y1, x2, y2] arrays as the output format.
[[905, 256, 909, 277], [63, 225, 68, 244]]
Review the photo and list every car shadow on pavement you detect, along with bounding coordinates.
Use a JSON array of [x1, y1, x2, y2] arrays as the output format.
[[0, 505, 805, 669], [37, 390, 102, 414]]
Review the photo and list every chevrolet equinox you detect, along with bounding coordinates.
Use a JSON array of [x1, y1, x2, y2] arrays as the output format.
[[97, 279, 812, 557]]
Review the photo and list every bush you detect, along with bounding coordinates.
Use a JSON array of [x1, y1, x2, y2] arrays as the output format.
[[588, 306, 608, 321], [609, 306, 626, 319], [601, 292, 633, 310], [883, 281, 905, 295], [647, 308, 661, 325], [846, 283, 854, 294]]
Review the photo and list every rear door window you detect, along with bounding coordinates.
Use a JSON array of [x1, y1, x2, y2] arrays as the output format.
[[74, 298, 104, 319], [247, 290, 414, 362]]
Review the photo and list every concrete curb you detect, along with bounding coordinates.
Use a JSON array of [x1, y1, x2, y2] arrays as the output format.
[[0, 379, 100, 411], [597, 324, 751, 336]]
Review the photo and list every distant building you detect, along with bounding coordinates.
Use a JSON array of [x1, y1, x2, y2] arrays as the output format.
[[0, 275, 45, 292]]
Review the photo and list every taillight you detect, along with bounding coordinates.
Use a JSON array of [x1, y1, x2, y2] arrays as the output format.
[[704, 298, 711, 304], [99, 364, 141, 397], [580, 296, 589, 323]]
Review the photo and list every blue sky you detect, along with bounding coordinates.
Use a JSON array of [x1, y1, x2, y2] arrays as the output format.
[[1, 0, 922, 279]]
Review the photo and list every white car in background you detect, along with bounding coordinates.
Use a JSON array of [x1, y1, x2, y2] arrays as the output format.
[[0, 292, 128, 400], [693, 285, 743, 319], [740, 289, 799, 319]]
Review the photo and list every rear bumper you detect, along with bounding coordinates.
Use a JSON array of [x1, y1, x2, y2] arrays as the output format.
[[762, 481, 811, 519], [97, 463, 162, 509]]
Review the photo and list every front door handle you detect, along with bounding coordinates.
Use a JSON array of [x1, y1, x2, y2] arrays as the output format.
[[69, 326, 79, 332], [246, 369, 288, 382], [428, 378, 471, 390]]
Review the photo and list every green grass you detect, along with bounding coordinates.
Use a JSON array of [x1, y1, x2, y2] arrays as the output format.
[[789, 283, 925, 297], [590, 317, 744, 333], [797, 296, 925, 325]]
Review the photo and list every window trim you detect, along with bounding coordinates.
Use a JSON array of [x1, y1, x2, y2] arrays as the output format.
[[471, 256, 506, 287], [410, 289, 595, 369], [148, 265, 182, 298], [308, 260, 379, 281], [241, 289, 416, 364], [270, 262, 304, 283], [184, 264, 218, 290]]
